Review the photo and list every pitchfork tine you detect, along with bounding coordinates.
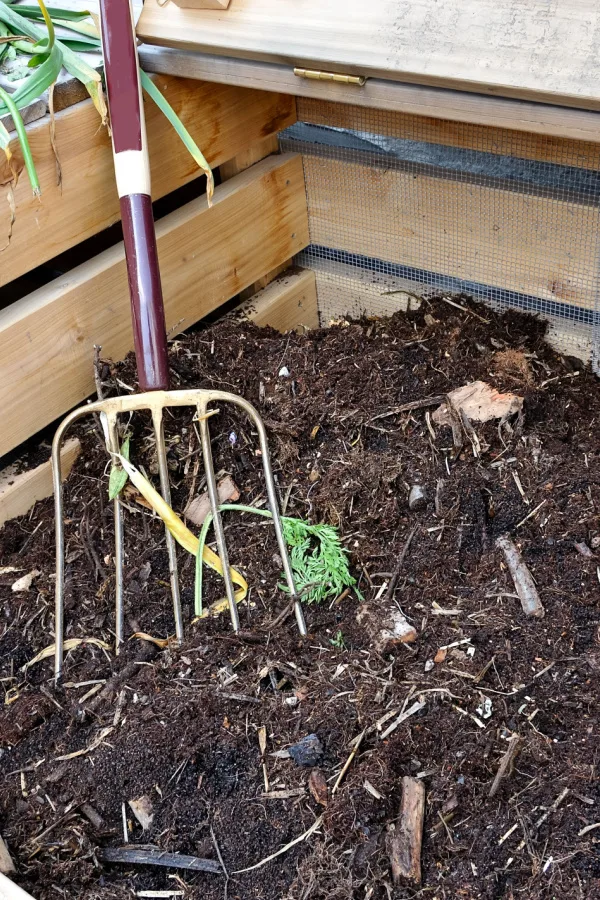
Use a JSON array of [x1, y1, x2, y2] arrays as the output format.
[[105, 412, 125, 653], [198, 401, 241, 631], [152, 407, 184, 643]]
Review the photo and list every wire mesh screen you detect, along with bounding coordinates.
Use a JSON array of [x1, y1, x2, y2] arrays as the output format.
[[280, 99, 600, 368]]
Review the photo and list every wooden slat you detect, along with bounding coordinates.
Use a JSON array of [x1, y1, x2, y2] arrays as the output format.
[[0, 76, 295, 288], [303, 155, 599, 310], [297, 98, 600, 172], [0, 154, 308, 457], [137, 0, 600, 110], [240, 268, 319, 331], [0, 439, 80, 528], [139, 46, 600, 147]]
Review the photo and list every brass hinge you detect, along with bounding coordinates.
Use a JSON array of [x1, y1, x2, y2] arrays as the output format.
[[293, 67, 366, 86]]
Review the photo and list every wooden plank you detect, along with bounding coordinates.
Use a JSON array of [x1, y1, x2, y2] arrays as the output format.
[[219, 134, 287, 299], [240, 268, 319, 331], [297, 98, 600, 172], [137, 0, 600, 111], [0, 77, 295, 288], [302, 155, 600, 310], [0, 153, 308, 457], [0, 439, 80, 529], [139, 46, 600, 146]]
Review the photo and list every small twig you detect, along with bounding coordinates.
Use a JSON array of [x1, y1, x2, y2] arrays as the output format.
[[489, 735, 521, 798], [384, 527, 418, 600], [514, 788, 569, 853], [515, 499, 547, 530], [496, 535, 544, 618], [441, 296, 490, 323], [93, 345, 105, 401], [369, 396, 446, 423], [210, 826, 229, 900], [380, 700, 426, 740], [233, 816, 323, 874], [332, 728, 366, 796]]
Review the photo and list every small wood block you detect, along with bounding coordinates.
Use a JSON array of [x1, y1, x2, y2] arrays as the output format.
[[170, 0, 231, 8], [0, 438, 81, 529]]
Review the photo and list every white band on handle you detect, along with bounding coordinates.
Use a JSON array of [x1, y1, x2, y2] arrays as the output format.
[[114, 149, 152, 199]]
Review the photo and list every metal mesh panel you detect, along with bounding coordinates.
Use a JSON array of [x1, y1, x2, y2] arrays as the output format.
[[280, 99, 600, 368]]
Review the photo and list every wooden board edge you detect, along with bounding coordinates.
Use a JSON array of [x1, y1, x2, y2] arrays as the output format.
[[138, 45, 600, 145], [0, 438, 81, 529], [238, 268, 319, 331]]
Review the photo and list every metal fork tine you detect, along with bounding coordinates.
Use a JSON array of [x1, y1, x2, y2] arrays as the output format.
[[151, 407, 184, 644], [105, 413, 125, 653], [52, 422, 67, 682], [244, 403, 308, 637], [197, 401, 240, 631]]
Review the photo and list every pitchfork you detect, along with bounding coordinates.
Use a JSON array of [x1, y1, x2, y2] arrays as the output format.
[[51, 0, 307, 681]]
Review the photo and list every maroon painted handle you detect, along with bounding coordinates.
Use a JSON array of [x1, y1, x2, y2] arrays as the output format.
[[99, 0, 169, 391]]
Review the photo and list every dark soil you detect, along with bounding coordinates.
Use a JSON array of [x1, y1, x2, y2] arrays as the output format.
[[1, 296, 599, 900]]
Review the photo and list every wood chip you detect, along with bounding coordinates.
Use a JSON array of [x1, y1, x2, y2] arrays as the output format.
[[11, 569, 40, 592], [386, 777, 425, 885], [97, 847, 221, 874], [0, 833, 15, 874], [129, 795, 154, 830], [496, 535, 544, 618], [433, 381, 522, 426], [308, 768, 329, 807], [184, 476, 240, 526]]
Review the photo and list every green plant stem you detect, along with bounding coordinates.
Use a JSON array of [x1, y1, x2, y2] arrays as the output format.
[[0, 84, 39, 194]]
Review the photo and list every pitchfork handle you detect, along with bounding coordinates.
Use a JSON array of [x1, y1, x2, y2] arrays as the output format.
[[99, 0, 170, 392]]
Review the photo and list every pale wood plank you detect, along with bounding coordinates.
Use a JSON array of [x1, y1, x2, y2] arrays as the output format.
[[0, 439, 80, 529], [137, 0, 600, 110], [139, 46, 600, 146], [220, 134, 286, 299], [239, 268, 319, 331], [0, 154, 308, 457], [0, 77, 295, 288], [303, 155, 599, 311]]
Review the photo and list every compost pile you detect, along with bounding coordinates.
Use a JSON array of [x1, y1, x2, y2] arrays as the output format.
[[1, 297, 599, 900]]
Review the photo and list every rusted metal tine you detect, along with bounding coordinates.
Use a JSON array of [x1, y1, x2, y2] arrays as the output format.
[[151, 407, 184, 643]]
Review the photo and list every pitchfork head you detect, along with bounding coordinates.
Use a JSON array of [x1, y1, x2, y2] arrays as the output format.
[[52, 389, 307, 681]]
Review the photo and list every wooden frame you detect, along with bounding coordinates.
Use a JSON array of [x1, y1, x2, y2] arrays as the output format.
[[0, 76, 295, 288], [139, 46, 600, 146], [137, 0, 600, 111], [0, 154, 308, 457]]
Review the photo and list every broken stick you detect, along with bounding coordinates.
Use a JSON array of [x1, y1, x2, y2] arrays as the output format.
[[386, 777, 425, 885], [489, 735, 521, 798], [495, 535, 544, 618]]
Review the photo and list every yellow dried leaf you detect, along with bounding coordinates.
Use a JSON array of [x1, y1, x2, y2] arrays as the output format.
[[22, 638, 111, 672]]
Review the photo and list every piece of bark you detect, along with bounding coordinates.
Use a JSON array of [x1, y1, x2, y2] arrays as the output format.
[[0, 834, 15, 874], [97, 847, 221, 874], [386, 777, 425, 885], [184, 476, 240, 526], [308, 768, 329, 807], [433, 381, 523, 426], [496, 535, 544, 618]]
